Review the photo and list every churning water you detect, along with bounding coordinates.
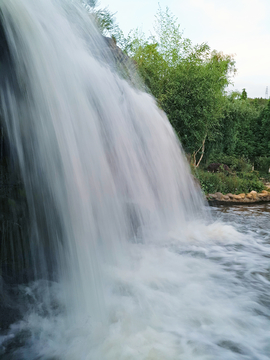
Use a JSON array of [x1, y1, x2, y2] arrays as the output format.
[[0, 0, 270, 359]]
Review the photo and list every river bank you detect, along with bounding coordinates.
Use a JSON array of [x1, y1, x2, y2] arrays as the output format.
[[207, 185, 270, 205]]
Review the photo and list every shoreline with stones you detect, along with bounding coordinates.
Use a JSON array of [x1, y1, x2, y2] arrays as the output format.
[[207, 185, 270, 206]]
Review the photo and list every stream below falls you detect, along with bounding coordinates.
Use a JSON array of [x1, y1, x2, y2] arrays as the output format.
[[1, 204, 270, 360]]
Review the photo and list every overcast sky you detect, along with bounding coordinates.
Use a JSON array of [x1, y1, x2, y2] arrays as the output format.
[[103, 0, 270, 99]]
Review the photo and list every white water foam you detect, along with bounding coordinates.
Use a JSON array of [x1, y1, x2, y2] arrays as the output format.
[[4, 219, 270, 359]]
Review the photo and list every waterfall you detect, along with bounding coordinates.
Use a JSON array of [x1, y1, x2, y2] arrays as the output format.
[[0, 0, 203, 326]]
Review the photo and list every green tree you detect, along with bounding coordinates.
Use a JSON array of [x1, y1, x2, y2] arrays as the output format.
[[162, 49, 235, 166], [241, 88, 247, 100], [255, 99, 270, 157], [152, 6, 192, 65], [124, 6, 235, 166], [207, 95, 260, 162]]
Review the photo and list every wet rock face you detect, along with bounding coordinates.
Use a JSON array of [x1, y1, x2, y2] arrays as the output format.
[[103, 37, 130, 64], [0, 129, 30, 333], [0, 17, 10, 62], [0, 15, 15, 92], [0, 277, 21, 331], [0, 119, 30, 285], [0, 17, 30, 333]]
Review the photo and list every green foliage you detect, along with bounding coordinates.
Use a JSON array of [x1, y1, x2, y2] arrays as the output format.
[[206, 155, 253, 172], [248, 97, 269, 109], [254, 156, 270, 174], [236, 171, 260, 181], [153, 6, 192, 65], [81, 0, 124, 43], [261, 173, 270, 182], [207, 96, 260, 161], [124, 38, 167, 99], [163, 49, 235, 157], [124, 6, 235, 165], [195, 169, 264, 195], [254, 100, 270, 158], [241, 88, 247, 100]]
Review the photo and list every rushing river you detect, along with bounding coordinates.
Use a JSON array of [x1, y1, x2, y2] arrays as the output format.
[[0, 0, 270, 359]]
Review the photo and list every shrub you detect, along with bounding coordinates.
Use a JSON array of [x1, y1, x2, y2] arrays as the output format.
[[206, 155, 252, 172], [254, 157, 270, 174], [194, 169, 265, 194], [236, 171, 260, 181]]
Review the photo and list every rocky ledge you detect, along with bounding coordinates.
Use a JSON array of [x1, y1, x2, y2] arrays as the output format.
[[207, 190, 270, 205]]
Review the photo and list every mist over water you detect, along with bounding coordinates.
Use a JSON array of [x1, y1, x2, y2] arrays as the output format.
[[0, 1, 270, 359]]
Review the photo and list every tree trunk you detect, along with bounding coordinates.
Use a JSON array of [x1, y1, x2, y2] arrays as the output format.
[[192, 135, 206, 167]]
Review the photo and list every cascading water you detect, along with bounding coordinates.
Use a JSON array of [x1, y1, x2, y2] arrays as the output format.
[[0, 0, 270, 359]]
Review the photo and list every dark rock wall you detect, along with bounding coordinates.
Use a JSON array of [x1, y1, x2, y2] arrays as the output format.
[[0, 17, 31, 331]]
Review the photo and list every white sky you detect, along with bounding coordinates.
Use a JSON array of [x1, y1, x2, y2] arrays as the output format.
[[103, 0, 270, 99]]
